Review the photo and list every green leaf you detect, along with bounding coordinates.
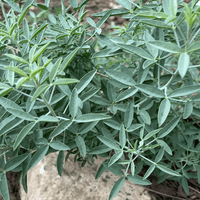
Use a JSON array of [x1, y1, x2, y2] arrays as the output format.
[[4, 0, 21, 13], [178, 53, 189, 78], [0, 173, 10, 200], [4, 153, 30, 171], [143, 165, 155, 180], [6, 108, 35, 121], [127, 124, 143, 132], [148, 41, 182, 53], [69, 88, 78, 118], [155, 147, 164, 163], [0, 97, 23, 111], [124, 102, 133, 128], [57, 151, 64, 176], [109, 177, 125, 200], [13, 122, 36, 150], [30, 22, 48, 40], [88, 145, 112, 154], [105, 69, 135, 86], [5, 54, 29, 65], [119, 124, 126, 148], [23, 18, 29, 39], [115, 0, 131, 10], [108, 150, 123, 167], [143, 60, 156, 69], [76, 114, 111, 123], [0, 83, 10, 89], [79, 121, 98, 134], [135, 84, 165, 98], [115, 88, 138, 102], [144, 129, 162, 141], [28, 144, 49, 170], [50, 141, 70, 151], [163, 0, 177, 17], [140, 110, 151, 125], [127, 174, 152, 185], [104, 119, 121, 130], [140, 19, 173, 29], [157, 140, 172, 155], [75, 135, 86, 157], [157, 164, 181, 176], [75, 70, 97, 94], [31, 84, 49, 101], [187, 41, 200, 53], [0, 88, 14, 97], [5, 66, 28, 77], [59, 47, 80, 72], [37, 115, 59, 122], [52, 78, 79, 85], [158, 117, 180, 138], [30, 67, 45, 80], [97, 135, 120, 150], [158, 99, 171, 126], [181, 177, 189, 195], [49, 120, 72, 138], [86, 18, 96, 27], [49, 58, 62, 83], [16, 77, 29, 89], [32, 43, 50, 64], [168, 85, 200, 97], [90, 95, 111, 106], [18, 5, 30, 26], [117, 43, 153, 60], [69, 0, 78, 8], [183, 101, 193, 119], [137, 11, 168, 19], [131, 162, 135, 176], [23, 0, 34, 9], [96, 9, 113, 28]]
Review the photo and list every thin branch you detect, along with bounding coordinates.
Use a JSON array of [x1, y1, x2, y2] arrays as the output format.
[[189, 186, 200, 195], [144, 188, 187, 200], [96, 72, 110, 79]]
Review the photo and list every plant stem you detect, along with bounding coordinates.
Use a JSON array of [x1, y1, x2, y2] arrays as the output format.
[[41, 95, 57, 118], [96, 72, 110, 79]]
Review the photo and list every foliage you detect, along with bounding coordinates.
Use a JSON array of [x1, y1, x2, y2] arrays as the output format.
[[0, 0, 200, 199]]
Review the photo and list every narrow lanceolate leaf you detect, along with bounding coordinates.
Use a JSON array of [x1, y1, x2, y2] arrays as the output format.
[[4, 0, 21, 13], [105, 69, 135, 86], [75, 135, 86, 157], [79, 121, 98, 134], [183, 101, 193, 119], [49, 58, 62, 83], [88, 145, 112, 154], [52, 78, 79, 85], [168, 85, 200, 98], [155, 147, 164, 163], [119, 125, 126, 148], [158, 99, 170, 127], [140, 20, 173, 29], [4, 54, 29, 65], [178, 53, 189, 78], [96, 9, 113, 28], [97, 135, 120, 150], [50, 141, 70, 151], [108, 150, 123, 167], [187, 41, 200, 53], [0, 173, 10, 200], [135, 84, 165, 98], [95, 164, 106, 180], [158, 117, 180, 138], [69, 88, 78, 118], [28, 144, 49, 170], [0, 97, 23, 111], [30, 67, 45, 79], [4, 153, 30, 171], [157, 164, 181, 176], [148, 41, 182, 53], [30, 22, 48, 40], [6, 108, 35, 121], [5, 66, 28, 77], [144, 128, 162, 141], [131, 162, 135, 176], [32, 43, 50, 64], [115, 0, 131, 10], [13, 122, 36, 150], [124, 103, 133, 128], [76, 114, 111, 123], [75, 70, 97, 94], [109, 177, 125, 200], [0, 88, 14, 97], [37, 115, 59, 122], [140, 110, 151, 125], [116, 88, 138, 102], [16, 77, 29, 89], [143, 165, 155, 180], [127, 124, 143, 132], [57, 151, 64, 176], [31, 84, 49, 101], [163, 0, 177, 17], [59, 47, 80, 72], [69, 0, 78, 8], [49, 120, 72, 138], [117, 43, 153, 60], [157, 140, 172, 155], [127, 175, 151, 185], [18, 5, 30, 26]]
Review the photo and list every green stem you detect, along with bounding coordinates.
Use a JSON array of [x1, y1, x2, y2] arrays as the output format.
[[41, 95, 57, 118]]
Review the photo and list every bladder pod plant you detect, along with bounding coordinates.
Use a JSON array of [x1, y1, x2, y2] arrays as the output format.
[[0, 0, 200, 199]]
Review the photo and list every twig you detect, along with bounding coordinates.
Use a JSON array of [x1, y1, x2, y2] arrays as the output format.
[[189, 186, 200, 195], [144, 188, 187, 200], [96, 72, 110, 79]]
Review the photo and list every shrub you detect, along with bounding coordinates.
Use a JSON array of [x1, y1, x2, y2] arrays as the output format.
[[0, 0, 200, 199]]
